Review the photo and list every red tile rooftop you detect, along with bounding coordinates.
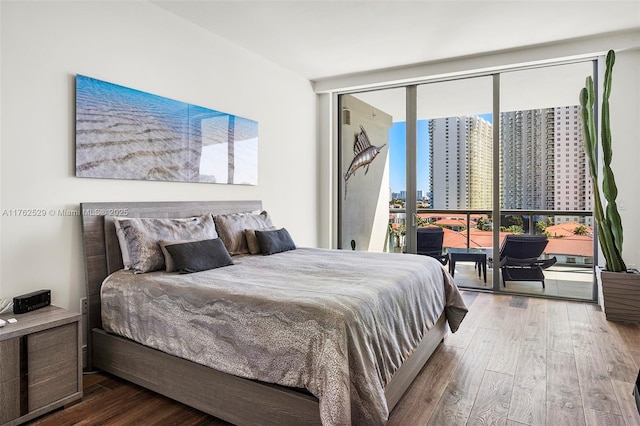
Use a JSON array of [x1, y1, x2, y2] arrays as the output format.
[[434, 218, 475, 227], [390, 219, 594, 258], [439, 227, 593, 257], [545, 235, 593, 257], [545, 221, 593, 237]]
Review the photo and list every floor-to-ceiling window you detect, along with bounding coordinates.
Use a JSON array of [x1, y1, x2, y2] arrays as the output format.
[[498, 62, 595, 299], [338, 57, 597, 302], [416, 77, 494, 290]]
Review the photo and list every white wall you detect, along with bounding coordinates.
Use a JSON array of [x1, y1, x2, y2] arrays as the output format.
[[0, 1, 318, 311], [340, 95, 391, 252]]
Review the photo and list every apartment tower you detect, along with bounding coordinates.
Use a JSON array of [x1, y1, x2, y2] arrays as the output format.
[[429, 116, 493, 209], [553, 105, 592, 225], [500, 109, 555, 210], [429, 107, 590, 226]]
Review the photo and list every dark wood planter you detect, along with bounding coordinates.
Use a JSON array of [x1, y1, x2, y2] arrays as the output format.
[[599, 268, 640, 323]]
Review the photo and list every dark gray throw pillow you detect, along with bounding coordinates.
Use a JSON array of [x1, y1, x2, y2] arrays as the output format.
[[164, 238, 233, 273], [255, 228, 296, 255]]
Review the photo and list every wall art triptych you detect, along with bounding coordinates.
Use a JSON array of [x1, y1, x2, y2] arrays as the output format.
[[75, 74, 258, 185]]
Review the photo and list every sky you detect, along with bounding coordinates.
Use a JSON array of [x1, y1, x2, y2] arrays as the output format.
[[389, 114, 493, 195]]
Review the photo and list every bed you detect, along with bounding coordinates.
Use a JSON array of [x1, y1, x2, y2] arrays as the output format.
[[81, 200, 467, 425]]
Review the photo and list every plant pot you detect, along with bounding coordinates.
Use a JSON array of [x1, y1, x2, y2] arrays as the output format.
[[597, 267, 640, 323]]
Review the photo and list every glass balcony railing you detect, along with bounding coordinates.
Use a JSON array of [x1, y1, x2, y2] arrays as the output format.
[[388, 208, 594, 267]]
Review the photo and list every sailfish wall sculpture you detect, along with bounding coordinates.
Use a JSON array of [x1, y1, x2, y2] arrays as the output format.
[[344, 125, 386, 199]]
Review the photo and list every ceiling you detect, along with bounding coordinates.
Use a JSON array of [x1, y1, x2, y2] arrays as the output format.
[[151, 0, 640, 82]]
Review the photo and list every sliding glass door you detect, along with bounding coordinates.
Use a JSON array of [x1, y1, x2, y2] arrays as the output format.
[[338, 59, 597, 302], [416, 77, 494, 290], [499, 62, 595, 299]]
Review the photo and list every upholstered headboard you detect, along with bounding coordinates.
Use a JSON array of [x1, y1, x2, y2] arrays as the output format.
[[80, 200, 262, 368]]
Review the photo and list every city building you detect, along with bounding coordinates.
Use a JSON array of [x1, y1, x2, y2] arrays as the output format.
[[429, 116, 493, 210], [500, 109, 555, 210], [553, 105, 593, 225], [429, 107, 591, 227]]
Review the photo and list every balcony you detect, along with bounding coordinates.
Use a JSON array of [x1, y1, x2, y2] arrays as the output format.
[[388, 208, 595, 301], [451, 262, 593, 300]]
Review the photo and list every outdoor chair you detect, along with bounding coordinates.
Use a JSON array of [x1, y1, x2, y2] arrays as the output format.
[[416, 227, 448, 266], [499, 234, 557, 288]]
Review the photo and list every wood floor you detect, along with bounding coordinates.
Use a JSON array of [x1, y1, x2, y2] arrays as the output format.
[[27, 291, 640, 425]]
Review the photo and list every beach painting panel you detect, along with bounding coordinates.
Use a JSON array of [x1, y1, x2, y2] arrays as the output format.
[[75, 74, 258, 185]]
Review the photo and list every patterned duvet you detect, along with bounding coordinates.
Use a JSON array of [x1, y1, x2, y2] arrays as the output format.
[[101, 248, 467, 425]]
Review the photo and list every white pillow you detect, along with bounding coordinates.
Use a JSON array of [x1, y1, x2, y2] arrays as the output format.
[[114, 214, 218, 273]]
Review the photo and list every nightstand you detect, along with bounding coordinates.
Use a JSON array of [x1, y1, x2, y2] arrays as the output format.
[[0, 305, 82, 425]]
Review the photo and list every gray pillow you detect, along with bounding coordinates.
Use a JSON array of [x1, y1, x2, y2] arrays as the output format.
[[213, 211, 273, 255], [245, 226, 277, 254], [160, 238, 208, 272], [165, 238, 233, 274], [114, 214, 218, 273], [255, 228, 296, 255]]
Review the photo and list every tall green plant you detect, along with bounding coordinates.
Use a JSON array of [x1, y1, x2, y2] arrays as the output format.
[[580, 49, 626, 272]]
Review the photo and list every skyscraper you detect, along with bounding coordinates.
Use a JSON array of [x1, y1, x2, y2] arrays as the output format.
[[553, 105, 592, 225], [429, 116, 493, 209], [428, 107, 591, 225], [500, 109, 555, 210]]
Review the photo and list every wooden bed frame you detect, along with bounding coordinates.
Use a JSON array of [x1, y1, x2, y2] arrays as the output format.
[[81, 200, 447, 425]]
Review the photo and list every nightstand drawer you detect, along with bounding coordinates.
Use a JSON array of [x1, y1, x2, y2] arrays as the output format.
[[0, 338, 19, 382], [27, 323, 77, 372], [26, 322, 78, 411], [0, 378, 20, 424], [28, 357, 78, 411], [0, 338, 20, 424]]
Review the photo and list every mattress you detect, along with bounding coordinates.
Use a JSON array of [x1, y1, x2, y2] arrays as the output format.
[[101, 248, 467, 425]]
